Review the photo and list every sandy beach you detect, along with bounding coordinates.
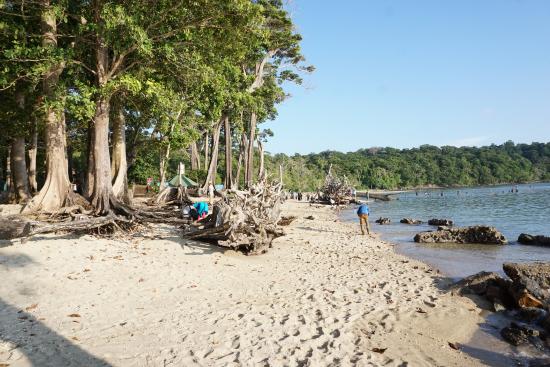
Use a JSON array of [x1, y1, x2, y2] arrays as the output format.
[[0, 201, 487, 366]]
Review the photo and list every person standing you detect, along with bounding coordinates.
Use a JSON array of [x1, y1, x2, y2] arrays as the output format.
[[357, 204, 371, 235]]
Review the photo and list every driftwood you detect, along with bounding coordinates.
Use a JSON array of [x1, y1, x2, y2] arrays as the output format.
[[0, 214, 138, 240], [183, 181, 284, 255], [317, 169, 352, 205]]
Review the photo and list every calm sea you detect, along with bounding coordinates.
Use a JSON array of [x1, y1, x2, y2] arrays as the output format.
[[343, 182, 550, 279]]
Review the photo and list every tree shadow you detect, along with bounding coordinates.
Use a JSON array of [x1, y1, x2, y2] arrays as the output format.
[[175, 238, 227, 256], [0, 253, 35, 269], [0, 298, 112, 367]]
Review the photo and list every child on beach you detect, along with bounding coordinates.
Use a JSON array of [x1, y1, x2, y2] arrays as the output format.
[[357, 204, 370, 235]]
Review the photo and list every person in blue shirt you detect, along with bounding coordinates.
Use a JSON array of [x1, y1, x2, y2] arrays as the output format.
[[191, 201, 209, 221], [357, 204, 371, 235]]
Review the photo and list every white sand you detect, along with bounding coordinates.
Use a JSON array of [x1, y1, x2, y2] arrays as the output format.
[[0, 201, 487, 366]]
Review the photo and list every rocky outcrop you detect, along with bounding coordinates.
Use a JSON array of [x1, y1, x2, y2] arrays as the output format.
[[428, 218, 453, 226], [400, 218, 423, 225], [414, 226, 508, 245], [503, 263, 550, 309], [453, 262, 550, 351], [375, 217, 391, 225], [518, 234, 550, 247], [500, 322, 541, 346]]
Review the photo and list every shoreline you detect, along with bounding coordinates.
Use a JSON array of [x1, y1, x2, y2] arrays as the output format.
[[1, 201, 488, 366]]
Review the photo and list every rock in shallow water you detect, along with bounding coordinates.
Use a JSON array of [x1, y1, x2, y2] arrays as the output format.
[[428, 218, 453, 226], [375, 217, 391, 225], [518, 234, 550, 247], [500, 322, 540, 346], [414, 226, 508, 245], [400, 218, 423, 225]]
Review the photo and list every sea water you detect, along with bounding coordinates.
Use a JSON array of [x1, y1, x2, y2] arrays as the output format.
[[343, 182, 550, 279]]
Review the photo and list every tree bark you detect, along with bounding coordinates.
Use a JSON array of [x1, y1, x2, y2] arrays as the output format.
[[111, 102, 130, 203], [258, 139, 265, 182], [190, 141, 200, 171], [223, 115, 233, 189], [241, 132, 249, 190], [85, 121, 95, 199], [245, 112, 257, 188], [89, 95, 114, 215], [203, 121, 222, 190], [234, 134, 247, 190], [10, 137, 31, 203], [28, 121, 38, 192], [203, 132, 210, 171], [24, 0, 73, 213], [159, 118, 177, 191]]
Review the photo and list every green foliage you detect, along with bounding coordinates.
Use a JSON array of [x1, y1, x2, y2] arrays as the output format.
[[265, 142, 550, 191]]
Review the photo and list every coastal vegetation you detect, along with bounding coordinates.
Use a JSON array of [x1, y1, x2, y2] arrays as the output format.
[[265, 141, 550, 191], [0, 0, 311, 215]]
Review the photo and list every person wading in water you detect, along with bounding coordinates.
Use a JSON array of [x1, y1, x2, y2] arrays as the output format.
[[357, 203, 371, 235]]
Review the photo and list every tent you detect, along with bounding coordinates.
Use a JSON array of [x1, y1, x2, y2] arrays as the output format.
[[168, 174, 198, 188]]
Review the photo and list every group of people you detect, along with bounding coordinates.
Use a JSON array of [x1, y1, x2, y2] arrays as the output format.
[[289, 191, 311, 202]]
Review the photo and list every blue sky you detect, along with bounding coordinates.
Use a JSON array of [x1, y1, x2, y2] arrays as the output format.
[[263, 0, 550, 154]]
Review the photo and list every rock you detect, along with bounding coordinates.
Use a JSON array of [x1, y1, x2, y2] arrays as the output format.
[[493, 301, 507, 312], [518, 234, 550, 247], [503, 263, 550, 309], [516, 308, 548, 323], [500, 322, 539, 346], [529, 358, 550, 367], [414, 226, 508, 245], [400, 218, 423, 225], [375, 217, 391, 225], [428, 218, 453, 226], [450, 271, 505, 295]]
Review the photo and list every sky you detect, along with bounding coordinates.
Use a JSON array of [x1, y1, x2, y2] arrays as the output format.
[[263, 0, 550, 155]]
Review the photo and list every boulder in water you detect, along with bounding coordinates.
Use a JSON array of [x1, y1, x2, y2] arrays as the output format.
[[518, 234, 550, 247], [428, 218, 453, 226], [414, 226, 508, 245], [500, 322, 539, 346], [375, 217, 391, 225], [400, 218, 423, 225]]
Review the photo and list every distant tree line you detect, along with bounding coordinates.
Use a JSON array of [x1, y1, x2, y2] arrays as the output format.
[[264, 141, 550, 191]]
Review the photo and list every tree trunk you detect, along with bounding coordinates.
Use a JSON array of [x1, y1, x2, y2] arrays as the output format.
[[24, 0, 73, 213], [245, 112, 257, 188], [28, 121, 38, 193], [6, 148, 14, 201], [85, 121, 95, 199], [190, 141, 200, 171], [234, 134, 247, 190], [10, 137, 31, 203], [258, 139, 265, 182], [111, 102, 130, 203], [223, 115, 233, 189], [89, 95, 114, 215], [203, 132, 210, 171], [241, 132, 249, 190], [203, 121, 222, 190], [159, 119, 176, 191]]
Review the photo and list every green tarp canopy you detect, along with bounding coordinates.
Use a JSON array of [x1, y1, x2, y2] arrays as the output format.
[[168, 174, 198, 188]]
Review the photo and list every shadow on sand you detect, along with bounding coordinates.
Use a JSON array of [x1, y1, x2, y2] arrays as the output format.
[[0, 250, 111, 366]]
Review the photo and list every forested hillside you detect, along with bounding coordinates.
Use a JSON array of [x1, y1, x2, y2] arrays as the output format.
[[265, 141, 550, 191]]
